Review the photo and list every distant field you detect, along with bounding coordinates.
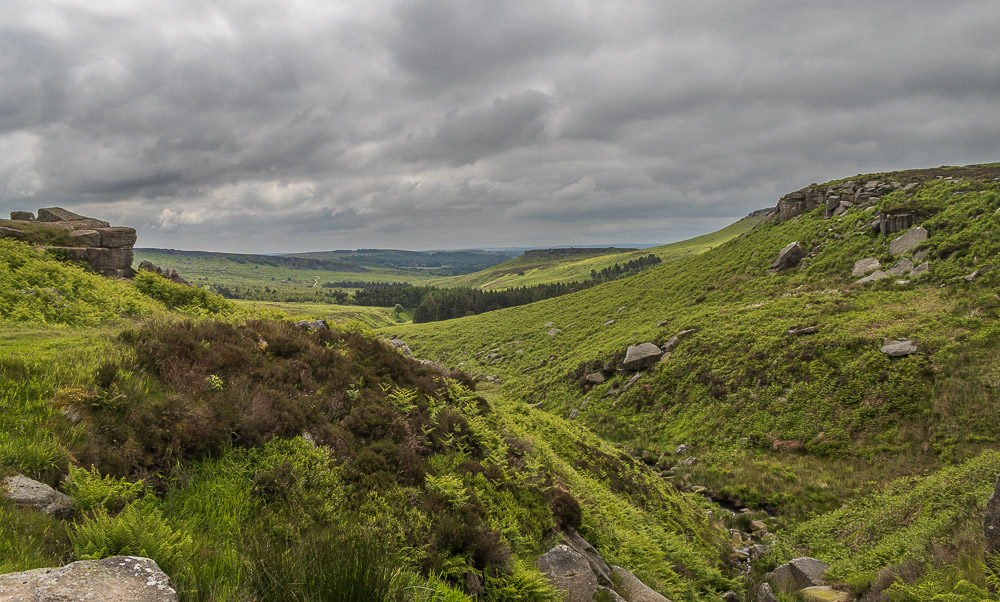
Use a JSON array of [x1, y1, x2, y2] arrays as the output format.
[[425, 216, 762, 290], [133, 249, 436, 301], [233, 300, 407, 328]]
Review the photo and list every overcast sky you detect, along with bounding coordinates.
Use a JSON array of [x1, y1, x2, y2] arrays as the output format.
[[2, 1, 998, 252]]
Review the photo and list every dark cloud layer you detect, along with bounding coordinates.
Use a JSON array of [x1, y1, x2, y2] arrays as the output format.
[[1, 0, 998, 252]]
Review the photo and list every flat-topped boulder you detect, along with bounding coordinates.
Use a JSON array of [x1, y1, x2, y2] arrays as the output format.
[[623, 343, 663, 370], [2, 474, 74, 517], [37, 207, 111, 230], [0, 556, 177, 601]]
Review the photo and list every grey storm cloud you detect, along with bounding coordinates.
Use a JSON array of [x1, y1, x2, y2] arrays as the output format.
[[1, 0, 998, 252]]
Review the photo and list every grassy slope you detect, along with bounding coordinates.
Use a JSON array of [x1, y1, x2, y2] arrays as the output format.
[[425, 217, 761, 290], [384, 169, 1000, 594], [1, 239, 732, 600]]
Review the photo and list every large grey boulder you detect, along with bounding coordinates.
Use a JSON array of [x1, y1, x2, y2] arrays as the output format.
[[0, 556, 177, 601], [2, 474, 74, 517], [881, 338, 917, 357], [985, 473, 1000, 565], [767, 557, 829, 594], [889, 226, 928, 255], [757, 583, 779, 602], [611, 566, 671, 602], [37, 207, 111, 230], [96, 227, 138, 248], [623, 343, 662, 370], [770, 242, 804, 272], [563, 530, 613, 587], [69, 229, 102, 247], [852, 258, 881, 277], [10, 211, 34, 221], [295, 319, 330, 331], [537, 544, 599, 601], [856, 270, 888, 284]]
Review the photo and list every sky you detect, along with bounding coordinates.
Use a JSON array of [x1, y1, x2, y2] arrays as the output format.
[[1, 1, 998, 253]]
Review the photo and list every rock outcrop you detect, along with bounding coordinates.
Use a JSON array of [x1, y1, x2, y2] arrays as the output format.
[[774, 179, 901, 222], [767, 557, 830, 595], [0, 556, 177, 601], [8, 207, 137, 278], [536, 531, 672, 602], [888, 227, 929, 256], [2, 474, 74, 517], [137, 260, 190, 285]]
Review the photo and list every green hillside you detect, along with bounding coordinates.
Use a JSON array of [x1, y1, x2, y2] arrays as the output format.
[[383, 165, 1000, 597], [425, 217, 762, 290], [1, 237, 734, 600]]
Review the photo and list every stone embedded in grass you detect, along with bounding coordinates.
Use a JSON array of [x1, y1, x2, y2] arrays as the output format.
[[0, 556, 177, 601], [912, 262, 930, 276], [758, 583, 779, 602], [661, 336, 679, 351], [585, 372, 606, 384], [888, 226, 928, 255], [611, 566, 670, 602], [852, 257, 881, 277], [856, 270, 888, 284], [881, 338, 917, 357], [295, 319, 330, 331], [787, 326, 819, 336], [674, 443, 689, 455], [604, 319, 616, 326], [887, 258, 914, 276], [622, 343, 662, 370], [387, 338, 412, 356], [548, 328, 562, 336], [2, 474, 74, 517]]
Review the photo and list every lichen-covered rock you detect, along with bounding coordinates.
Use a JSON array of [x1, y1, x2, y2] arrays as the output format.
[[96, 227, 138, 248], [623, 343, 662, 370], [611, 566, 672, 602], [856, 270, 888, 284], [757, 583, 779, 602], [537, 544, 599, 601], [0, 556, 177, 601], [2, 474, 74, 517], [881, 338, 917, 357], [889, 226, 928, 255], [852, 257, 881, 277], [562, 530, 613, 587]]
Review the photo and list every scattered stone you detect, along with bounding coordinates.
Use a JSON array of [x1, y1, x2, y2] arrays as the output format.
[[851, 257, 881, 277], [617, 306, 626, 313], [604, 320, 616, 326], [787, 326, 818, 336], [985, 472, 1000, 563], [681, 457, 697, 466], [548, 328, 561, 336], [800, 586, 850, 602], [585, 373, 606, 384], [623, 343, 663, 370], [721, 591, 740, 602], [757, 583, 779, 602], [660, 336, 679, 352], [544, 322, 555, 327], [611, 566, 671, 602], [2, 474, 74, 517], [749, 544, 771, 561], [387, 339, 412, 356], [620, 372, 643, 393], [912, 262, 930, 276], [676, 328, 698, 338], [856, 270, 888, 284], [10, 210, 34, 220], [417, 359, 448, 373], [569, 409, 579, 420], [964, 270, 981, 282], [656, 321, 669, 327], [770, 242, 804, 272], [887, 258, 914, 276], [0, 556, 177, 601], [889, 226, 929, 255], [750, 520, 768, 532], [881, 338, 917, 357], [295, 319, 330, 331], [674, 444, 689, 455]]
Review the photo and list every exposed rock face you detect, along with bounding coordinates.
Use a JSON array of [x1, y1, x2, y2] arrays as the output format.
[[887, 258, 914, 276], [768, 557, 830, 594], [770, 242, 804, 272], [11, 207, 137, 278], [2, 474, 74, 517], [757, 583, 779, 602], [889, 226, 929, 255], [623, 343, 663, 370], [537, 544, 599, 601], [387, 338, 413, 356], [985, 473, 1000, 566], [0, 227, 27, 240], [0, 556, 177, 601], [852, 258, 881, 277], [563, 530, 613, 587], [856, 270, 888, 284], [612, 566, 671, 602], [881, 338, 917, 357], [137, 260, 190, 285]]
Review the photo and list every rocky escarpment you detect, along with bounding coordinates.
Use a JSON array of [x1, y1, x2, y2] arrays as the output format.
[[767, 164, 1000, 234], [5, 207, 137, 277]]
